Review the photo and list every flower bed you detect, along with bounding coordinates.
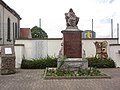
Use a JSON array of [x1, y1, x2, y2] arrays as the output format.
[[44, 68, 111, 79]]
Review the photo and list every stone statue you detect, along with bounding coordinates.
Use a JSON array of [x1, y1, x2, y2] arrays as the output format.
[[65, 8, 79, 29]]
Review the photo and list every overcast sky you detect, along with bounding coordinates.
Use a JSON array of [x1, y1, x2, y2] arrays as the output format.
[[3, 0, 120, 38]]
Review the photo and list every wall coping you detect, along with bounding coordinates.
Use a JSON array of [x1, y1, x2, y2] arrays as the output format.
[[0, 44, 24, 46], [83, 38, 118, 40], [109, 44, 120, 46], [16, 38, 63, 40], [16, 38, 118, 40], [15, 44, 24, 46]]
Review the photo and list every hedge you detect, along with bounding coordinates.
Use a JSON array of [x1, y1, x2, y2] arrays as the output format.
[[21, 57, 57, 69], [87, 57, 116, 68], [21, 57, 116, 69]]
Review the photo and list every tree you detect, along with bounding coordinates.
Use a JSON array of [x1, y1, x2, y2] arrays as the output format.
[[31, 26, 48, 38]]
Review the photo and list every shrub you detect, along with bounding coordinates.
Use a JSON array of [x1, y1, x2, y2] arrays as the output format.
[[86, 57, 116, 68], [21, 57, 57, 69]]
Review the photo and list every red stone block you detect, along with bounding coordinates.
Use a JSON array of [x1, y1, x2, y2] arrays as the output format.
[[62, 31, 82, 58]]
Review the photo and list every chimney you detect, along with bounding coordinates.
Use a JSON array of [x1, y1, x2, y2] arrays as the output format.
[[39, 18, 41, 28]]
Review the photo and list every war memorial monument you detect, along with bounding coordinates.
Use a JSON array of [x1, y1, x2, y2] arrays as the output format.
[[58, 8, 88, 70]]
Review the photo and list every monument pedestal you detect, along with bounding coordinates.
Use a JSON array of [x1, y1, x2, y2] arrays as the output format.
[[61, 30, 82, 58], [1, 45, 16, 75], [58, 29, 88, 70], [58, 58, 88, 71]]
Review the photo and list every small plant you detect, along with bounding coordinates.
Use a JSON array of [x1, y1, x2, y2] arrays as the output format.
[[46, 67, 104, 77], [57, 56, 66, 69], [46, 68, 56, 76], [77, 67, 101, 76], [56, 66, 75, 76], [56, 68, 65, 76]]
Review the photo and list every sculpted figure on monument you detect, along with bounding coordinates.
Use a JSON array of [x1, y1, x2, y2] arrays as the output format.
[[65, 8, 79, 28]]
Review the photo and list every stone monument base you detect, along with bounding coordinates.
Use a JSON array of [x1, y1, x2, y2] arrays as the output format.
[[1, 45, 16, 75], [1, 57, 16, 75], [57, 58, 88, 71]]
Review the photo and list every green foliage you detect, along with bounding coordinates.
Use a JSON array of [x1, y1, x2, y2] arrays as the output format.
[[21, 57, 57, 69], [46, 68, 57, 76], [87, 57, 116, 68], [56, 67, 74, 76], [31, 26, 48, 38], [46, 67, 104, 76], [57, 56, 66, 69], [78, 67, 102, 76], [56, 69, 65, 76]]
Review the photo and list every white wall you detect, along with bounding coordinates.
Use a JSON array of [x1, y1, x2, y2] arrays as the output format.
[[82, 39, 118, 57], [0, 38, 119, 68], [15, 45, 24, 68], [48, 39, 62, 57], [15, 40, 48, 59], [109, 45, 120, 67], [16, 38, 118, 59]]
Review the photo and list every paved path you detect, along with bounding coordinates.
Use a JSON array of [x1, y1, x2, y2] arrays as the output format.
[[0, 68, 120, 90]]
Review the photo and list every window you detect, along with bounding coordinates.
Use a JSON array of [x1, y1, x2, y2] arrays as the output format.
[[13, 22, 15, 42], [0, 14, 1, 40], [7, 18, 11, 41], [15, 23, 17, 39]]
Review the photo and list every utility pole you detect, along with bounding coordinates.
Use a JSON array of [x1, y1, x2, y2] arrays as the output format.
[[117, 23, 119, 44], [92, 19, 93, 38]]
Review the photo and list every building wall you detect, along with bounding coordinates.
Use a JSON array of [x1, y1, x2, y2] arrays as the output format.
[[3, 7, 19, 44], [0, 46, 1, 68], [82, 30, 96, 38], [109, 44, 120, 67], [0, 1, 20, 45], [0, 4, 4, 44], [20, 28, 32, 38]]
